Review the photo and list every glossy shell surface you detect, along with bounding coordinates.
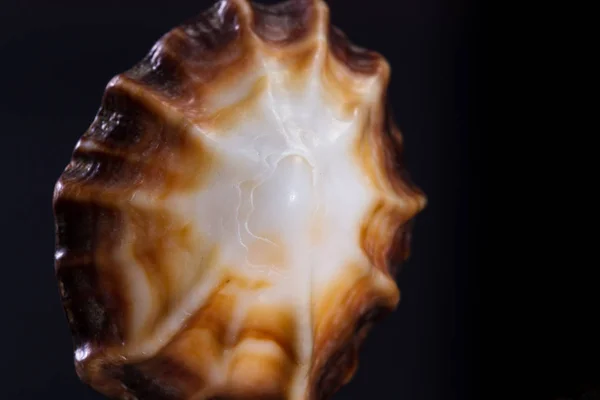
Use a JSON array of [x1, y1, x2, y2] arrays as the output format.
[[53, 0, 426, 399]]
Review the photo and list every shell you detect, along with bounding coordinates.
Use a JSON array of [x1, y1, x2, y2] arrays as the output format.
[[52, 0, 427, 399]]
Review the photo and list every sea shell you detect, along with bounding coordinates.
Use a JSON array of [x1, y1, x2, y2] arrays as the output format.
[[52, 0, 426, 399]]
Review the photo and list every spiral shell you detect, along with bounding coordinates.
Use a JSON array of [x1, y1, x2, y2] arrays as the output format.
[[52, 0, 426, 399]]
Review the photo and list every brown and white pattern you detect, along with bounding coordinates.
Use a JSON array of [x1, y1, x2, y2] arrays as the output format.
[[52, 0, 427, 399]]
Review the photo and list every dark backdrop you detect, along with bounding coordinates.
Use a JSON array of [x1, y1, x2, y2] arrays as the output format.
[[0, 0, 477, 399]]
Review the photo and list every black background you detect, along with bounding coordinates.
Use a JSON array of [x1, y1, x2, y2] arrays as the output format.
[[0, 0, 481, 399]]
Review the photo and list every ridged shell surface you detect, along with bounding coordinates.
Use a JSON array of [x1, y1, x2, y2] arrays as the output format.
[[52, 0, 427, 399]]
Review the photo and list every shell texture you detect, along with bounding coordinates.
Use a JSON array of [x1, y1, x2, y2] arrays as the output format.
[[52, 0, 427, 399]]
